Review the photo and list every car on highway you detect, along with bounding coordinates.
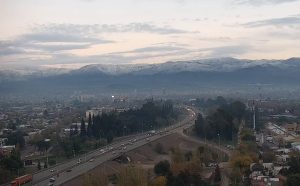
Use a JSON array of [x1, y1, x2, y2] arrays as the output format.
[[50, 169, 55, 172], [49, 177, 56, 182], [66, 169, 72, 172], [89, 158, 94, 162], [77, 158, 82, 164]]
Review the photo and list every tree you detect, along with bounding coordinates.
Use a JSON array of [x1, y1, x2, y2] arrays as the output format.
[[154, 160, 170, 176], [184, 151, 193, 161], [150, 176, 166, 186], [214, 164, 221, 182], [106, 131, 114, 143], [286, 173, 300, 186], [37, 161, 41, 170], [262, 151, 276, 163], [7, 130, 25, 148], [87, 113, 93, 138], [74, 124, 78, 135], [44, 161, 48, 169], [80, 118, 86, 137], [195, 113, 205, 137], [166, 169, 205, 186]]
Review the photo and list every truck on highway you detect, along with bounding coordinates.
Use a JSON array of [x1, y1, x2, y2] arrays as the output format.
[[10, 174, 33, 186], [149, 130, 156, 135]]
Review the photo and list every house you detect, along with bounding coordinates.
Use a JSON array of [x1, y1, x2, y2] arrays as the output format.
[[283, 123, 300, 133]]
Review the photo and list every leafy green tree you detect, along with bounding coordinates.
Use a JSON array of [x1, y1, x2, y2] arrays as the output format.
[[74, 124, 78, 135], [87, 113, 93, 138], [80, 118, 87, 137], [7, 130, 25, 148], [154, 160, 170, 176], [166, 170, 205, 186], [37, 161, 41, 170], [184, 151, 193, 161], [214, 164, 221, 182], [286, 173, 300, 186], [106, 131, 114, 143], [195, 113, 206, 138], [44, 161, 48, 168]]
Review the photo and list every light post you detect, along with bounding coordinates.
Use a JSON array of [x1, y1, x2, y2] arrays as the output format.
[[99, 130, 101, 146], [123, 125, 126, 137], [217, 133, 220, 162]]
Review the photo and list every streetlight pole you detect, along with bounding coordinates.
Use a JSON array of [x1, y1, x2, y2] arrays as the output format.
[[123, 125, 126, 137], [217, 133, 221, 162], [217, 133, 220, 147]]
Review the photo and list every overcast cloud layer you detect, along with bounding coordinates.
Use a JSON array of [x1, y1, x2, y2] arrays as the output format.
[[0, 0, 299, 69]]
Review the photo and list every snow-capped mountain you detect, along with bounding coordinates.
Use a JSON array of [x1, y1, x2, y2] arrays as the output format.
[[1, 57, 299, 78], [1, 57, 300, 99], [72, 57, 295, 75]]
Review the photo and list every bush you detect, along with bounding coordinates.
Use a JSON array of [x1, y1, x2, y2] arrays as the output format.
[[48, 159, 56, 166], [154, 160, 170, 176]]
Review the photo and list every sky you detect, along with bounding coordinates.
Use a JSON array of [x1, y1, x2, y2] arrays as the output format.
[[0, 0, 300, 69]]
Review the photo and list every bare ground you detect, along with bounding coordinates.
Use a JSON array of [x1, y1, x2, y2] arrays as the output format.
[[63, 133, 224, 186]]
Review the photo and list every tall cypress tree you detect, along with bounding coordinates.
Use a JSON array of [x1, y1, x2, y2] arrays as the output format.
[[87, 113, 93, 137], [74, 124, 78, 135], [80, 118, 86, 137]]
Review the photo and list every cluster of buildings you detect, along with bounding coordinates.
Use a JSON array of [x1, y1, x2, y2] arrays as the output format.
[[250, 121, 300, 185], [0, 102, 77, 159], [0, 138, 15, 157], [85, 107, 128, 118]]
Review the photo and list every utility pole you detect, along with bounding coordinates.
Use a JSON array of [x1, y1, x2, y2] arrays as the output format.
[[253, 102, 256, 131], [217, 133, 220, 147], [123, 125, 126, 136]]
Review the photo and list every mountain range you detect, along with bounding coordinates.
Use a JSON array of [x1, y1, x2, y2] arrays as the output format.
[[0, 57, 300, 99]]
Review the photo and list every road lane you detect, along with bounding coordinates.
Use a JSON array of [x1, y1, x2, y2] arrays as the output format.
[[32, 106, 197, 186]]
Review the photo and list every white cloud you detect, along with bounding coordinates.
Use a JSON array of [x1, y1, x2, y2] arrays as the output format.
[[234, 0, 300, 6]]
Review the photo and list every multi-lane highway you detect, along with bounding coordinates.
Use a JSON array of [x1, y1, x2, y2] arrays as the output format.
[[31, 106, 196, 186]]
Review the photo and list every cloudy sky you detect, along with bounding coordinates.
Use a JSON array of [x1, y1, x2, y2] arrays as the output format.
[[1, 0, 300, 69]]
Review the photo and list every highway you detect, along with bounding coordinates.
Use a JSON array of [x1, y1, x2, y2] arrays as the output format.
[[31, 106, 197, 186]]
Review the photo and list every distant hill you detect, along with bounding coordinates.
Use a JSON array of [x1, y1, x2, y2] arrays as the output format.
[[1, 57, 300, 99]]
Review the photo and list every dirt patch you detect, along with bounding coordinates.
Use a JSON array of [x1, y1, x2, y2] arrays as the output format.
[[63, 133, 210, 186]]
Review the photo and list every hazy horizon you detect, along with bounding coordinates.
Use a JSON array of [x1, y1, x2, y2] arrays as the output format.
[[1, 0, 300, 69]]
